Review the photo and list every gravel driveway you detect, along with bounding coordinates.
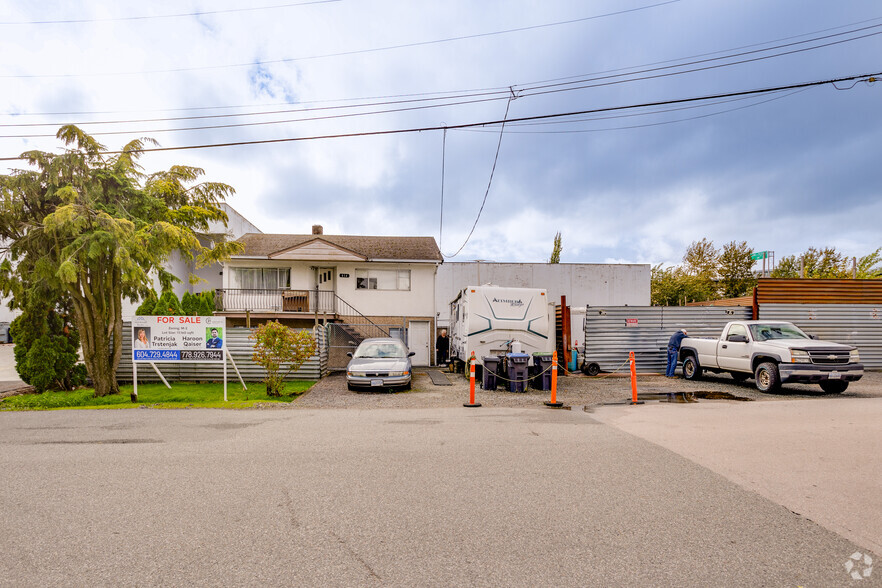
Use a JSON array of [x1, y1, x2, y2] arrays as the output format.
[[294, 368, 882, 410]]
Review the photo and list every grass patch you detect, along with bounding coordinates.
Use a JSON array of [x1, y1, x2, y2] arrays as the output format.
[[0, 381, 315, 410]]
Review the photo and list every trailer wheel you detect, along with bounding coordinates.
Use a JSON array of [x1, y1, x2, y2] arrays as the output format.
[[582, 362, 600, 377]]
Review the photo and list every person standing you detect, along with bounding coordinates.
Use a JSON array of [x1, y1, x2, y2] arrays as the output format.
[[666, 329, 688, 377], [435, 329, 449, 367]]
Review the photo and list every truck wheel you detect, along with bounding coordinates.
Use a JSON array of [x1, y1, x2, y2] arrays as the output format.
[[731, 372, 749, 383], [754, 362, 781, 392], [682, 355, 702, 380], [819, 380, 848, 394], [582, 362, 600, 377]]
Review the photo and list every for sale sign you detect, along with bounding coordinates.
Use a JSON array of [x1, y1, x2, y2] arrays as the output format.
[[131, 316, 226, 362]]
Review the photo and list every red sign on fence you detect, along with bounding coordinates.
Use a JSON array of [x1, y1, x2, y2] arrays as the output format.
[[625, 318, 639, 327]]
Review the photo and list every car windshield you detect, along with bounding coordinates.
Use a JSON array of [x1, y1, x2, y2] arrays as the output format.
[[354, 341, 408, 358], [748, 323, 810, 341]]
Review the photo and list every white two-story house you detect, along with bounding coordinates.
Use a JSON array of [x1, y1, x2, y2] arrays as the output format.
[[215, 225, 443, 366]]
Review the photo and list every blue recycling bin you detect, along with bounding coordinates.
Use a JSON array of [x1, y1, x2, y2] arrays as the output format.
[[506, 352, 530, 393]]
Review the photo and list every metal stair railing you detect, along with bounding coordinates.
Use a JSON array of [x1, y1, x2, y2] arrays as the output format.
[[332, 294, 390, 339]]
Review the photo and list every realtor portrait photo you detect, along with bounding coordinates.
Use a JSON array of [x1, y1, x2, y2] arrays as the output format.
[[133, 327, 151, 349], [206, 327, 223, 349]]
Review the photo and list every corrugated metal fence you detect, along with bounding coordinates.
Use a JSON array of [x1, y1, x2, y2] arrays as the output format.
[[583, 307, 752, 373], [118, 323, 328, 383], [759, 304, 882, 368]]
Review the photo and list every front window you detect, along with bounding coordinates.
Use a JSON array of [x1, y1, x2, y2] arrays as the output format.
[[748, 323, 810, 342], [231, 267, 291, 289], [354, 340, 408, 358], [355, 269, 410, 291]]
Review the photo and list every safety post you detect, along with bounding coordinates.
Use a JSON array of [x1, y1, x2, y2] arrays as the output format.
[[629, 351, 643, 405], [545, 350, 563, 407], [463, 351, 481, 408]]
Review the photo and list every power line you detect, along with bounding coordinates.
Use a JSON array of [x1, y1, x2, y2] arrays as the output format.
[[5, 13, 879, 119], [0, 1, 342, 25], [462, 89, 810, 134], [1, 72, 876, 162], [1, 21, 877, 139], [0, 1, 681, 79]]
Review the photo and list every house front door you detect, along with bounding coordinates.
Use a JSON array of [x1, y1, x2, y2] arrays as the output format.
[[316, 267, 335, 312], [408, 321, 430, 366]]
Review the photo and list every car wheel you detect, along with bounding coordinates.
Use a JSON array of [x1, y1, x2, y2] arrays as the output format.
[[682, 355, 702, 380], [819, 380, 848, 394], [754, 362, 781, 392], [731, 372, 749, 383], [582, 362, 600, 377]]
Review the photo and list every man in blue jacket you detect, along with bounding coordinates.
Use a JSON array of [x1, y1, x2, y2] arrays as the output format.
[[666, 329, 688, 377]]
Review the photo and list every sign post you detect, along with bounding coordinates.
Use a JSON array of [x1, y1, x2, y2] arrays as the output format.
[[131, 316, 228, 400]]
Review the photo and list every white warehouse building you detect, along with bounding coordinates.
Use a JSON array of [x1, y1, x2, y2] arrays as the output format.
[[435, 262, 651, 344]]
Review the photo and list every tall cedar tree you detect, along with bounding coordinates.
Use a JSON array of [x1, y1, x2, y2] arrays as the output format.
[[0, 126, 242, 396]]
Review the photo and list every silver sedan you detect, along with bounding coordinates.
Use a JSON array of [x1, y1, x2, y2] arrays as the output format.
[[346, 338, 415, 391]]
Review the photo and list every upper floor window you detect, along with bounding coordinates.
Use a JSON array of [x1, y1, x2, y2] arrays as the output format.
[[355, 269, 410, 291], [232, 267, 291, 290]]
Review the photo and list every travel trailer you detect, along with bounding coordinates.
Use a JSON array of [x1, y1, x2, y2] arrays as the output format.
[[448, 285, 554, 370]]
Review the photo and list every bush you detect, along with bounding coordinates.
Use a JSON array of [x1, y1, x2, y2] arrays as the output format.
[[181, 291, 198, 316], [250, 321, 317, 396], [197, 291, 215, 316], [9, 306, 87, 392], [135, 290, 158, 315], [152, 290, 184, 315]]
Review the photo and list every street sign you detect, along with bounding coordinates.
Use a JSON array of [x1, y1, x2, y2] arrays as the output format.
[[750, 251, 768, 260]]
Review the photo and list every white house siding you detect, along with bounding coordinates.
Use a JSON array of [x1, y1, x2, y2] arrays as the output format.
[[222, 260, 436, 319], [435, 262, 651, 345], [333, 262, 436, 318]]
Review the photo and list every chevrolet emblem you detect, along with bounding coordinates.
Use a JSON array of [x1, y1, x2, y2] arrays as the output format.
[[827, 354, 837, 360]]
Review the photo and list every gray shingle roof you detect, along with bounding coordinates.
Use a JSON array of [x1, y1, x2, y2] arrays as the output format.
[[234, 233, 443, 262]]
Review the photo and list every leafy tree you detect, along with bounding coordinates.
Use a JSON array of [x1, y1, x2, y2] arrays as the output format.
[[718, 240, 757, 298], [856, 248, 882, 278], [771, 247, 848, 278], [9, 304, 87, 392], [250, 321, 317, 396], [0, 126, 243, 397], [549, 232, 562, 263]]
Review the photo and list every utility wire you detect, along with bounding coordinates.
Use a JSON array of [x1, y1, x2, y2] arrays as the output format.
[[1, 21, 877, 138], [0, 1, 681, 79], [443, 97, 514, 259], [4, 14, 879, 120], [0, 71, 877, 162], [0, 1, 342, 25], [462, 89, 809, 134]]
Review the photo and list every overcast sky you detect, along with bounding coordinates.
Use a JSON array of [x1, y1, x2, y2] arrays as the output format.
[[1, 0, 880, 267]]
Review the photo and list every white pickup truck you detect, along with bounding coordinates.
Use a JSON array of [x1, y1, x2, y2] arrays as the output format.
[[678, 320, 863, 393]]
